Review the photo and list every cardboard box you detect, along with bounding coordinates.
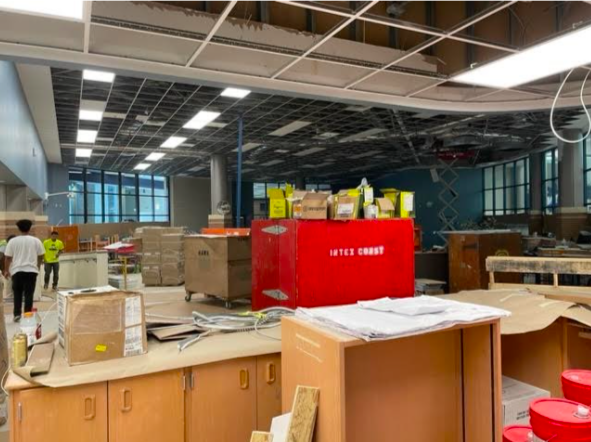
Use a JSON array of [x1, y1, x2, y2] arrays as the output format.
[[448, 289, 591, 397], [334, 191, 360, 220], [292, 191, 329, 220], [185, 235, 251, 300], [141, 252, 161, 266], [375, 197, 395, 219], [142, 267, 161, 286], [268, 188, 287, 219], [502, 376, 550, 426], [160, 234, 184, 253], [58, 286, 147, 366], [161, 251, 184, 264]]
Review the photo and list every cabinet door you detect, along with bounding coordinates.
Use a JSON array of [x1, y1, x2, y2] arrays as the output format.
[[256, 353, 282, 431], [12, 383, 107, 442], [187, 357, 257, 442], [109, 370, 184, 442]]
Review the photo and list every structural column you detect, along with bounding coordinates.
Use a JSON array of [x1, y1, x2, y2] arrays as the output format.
[[528, 152, 543, 234], [556, 129, 586, 240], [295, 176, 306, 190], [210, 154, 228, 215]]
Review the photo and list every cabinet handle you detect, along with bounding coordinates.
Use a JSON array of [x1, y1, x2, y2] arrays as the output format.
[[17, 403, 22, 422], [266, 363, 276, 384], [239, 369, 249, 390], [84, 395, 96, 420], [120, 388, 132, 412]]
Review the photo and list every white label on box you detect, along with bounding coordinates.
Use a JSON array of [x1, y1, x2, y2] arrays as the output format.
[[124, 325, 144, 357], [364, 187, 374, 204], [337, 203, 354, 216], [403, 193, 414, 212], [125, 296, 142, 327]]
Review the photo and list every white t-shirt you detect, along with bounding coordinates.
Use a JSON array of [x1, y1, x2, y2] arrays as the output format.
[[5, 235, 45, 275]]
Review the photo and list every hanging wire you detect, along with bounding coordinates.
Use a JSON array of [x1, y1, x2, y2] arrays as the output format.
[[550, 68, 591, 144]]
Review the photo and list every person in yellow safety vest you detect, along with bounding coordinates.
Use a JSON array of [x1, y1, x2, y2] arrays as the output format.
[[43, 231, 64, 291]]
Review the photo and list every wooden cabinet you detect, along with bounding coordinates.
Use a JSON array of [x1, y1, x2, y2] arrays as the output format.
[[256, 354, 282, 431], [448, 231, 521, 293], [108, 370, 184, 442], [11, 382, 107, 442], [186, 357, 257, 442]]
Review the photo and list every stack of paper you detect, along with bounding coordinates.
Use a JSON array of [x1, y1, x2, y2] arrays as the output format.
[[296, 296, 510, 341]]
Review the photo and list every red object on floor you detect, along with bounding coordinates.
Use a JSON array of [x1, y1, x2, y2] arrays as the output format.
[[251, 219, 415, 310], [530, 398, 591, 441], [562, 370, 591, 405], [503, 425, 533, 442]]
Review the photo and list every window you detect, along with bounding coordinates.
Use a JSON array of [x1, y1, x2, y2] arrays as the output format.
[[542, 148, 559, 214], [585, 139, 591, 206], [68, 168, 169, 224], [483, 158, 530, 216]]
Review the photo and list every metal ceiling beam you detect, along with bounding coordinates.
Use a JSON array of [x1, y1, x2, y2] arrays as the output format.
[[184, 1, 238, 67], [83, 1, 93, 53], [4, 40, 590, 114], [344, 1, 518, 90], [271, 0, 379, 79], [276, 1, 519, 54]]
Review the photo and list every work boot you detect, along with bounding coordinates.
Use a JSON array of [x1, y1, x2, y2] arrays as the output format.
[[13, 315, 21, 323], [52, 285, 57, 291], [43, 284, 48, 290]]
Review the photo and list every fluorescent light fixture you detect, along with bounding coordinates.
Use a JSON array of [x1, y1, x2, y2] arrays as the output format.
[[161, 136, 187, 148], [293, 147, 325, 157], [144, 120, 166, 127], [75, 148, 92, 158], [79, 110, 103, 121], [0, 0, 83, 20], [345, 105, 372, 112], [189, 166, 204, 172], [145, 152, 166, 161], [207, 122, 228, 128], [340, 128, 386, 143], [275, 149, 289, 153], [77, 129, 97, 143], [221, 87, 251, 99], [183, 110, 221, 130], [260, 159, 284, 166], [83, 70, 115, 83], [269, 121, 311, 137], [313, 132, 339, 140], [103, 112, 126, 119], [350, 150, 382, 159], [134, 163, 151, 171], [453, 24, 591, 88], [233, 142, 262, 153]]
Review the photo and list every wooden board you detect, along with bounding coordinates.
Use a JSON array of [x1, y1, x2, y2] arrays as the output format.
[[487, 256, 591, 275], [286, 386, 319, 442], [52, 225, 80, 253], [250, 432, 273, 442]]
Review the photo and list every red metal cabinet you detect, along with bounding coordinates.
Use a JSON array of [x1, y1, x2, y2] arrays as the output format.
[[252, 219, 415, 310]]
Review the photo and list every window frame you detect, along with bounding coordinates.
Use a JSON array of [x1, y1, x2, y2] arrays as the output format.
[[68, 168, 170, 224], [584, 139, 591, 206], [482, 157, 530, 216], [542, 148, 559, 214]]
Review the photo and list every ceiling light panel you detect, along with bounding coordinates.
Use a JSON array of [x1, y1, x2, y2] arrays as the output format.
[[83, 70, 115, 83], [77, 129, 97, 143], [134, 163, 150, 171], [0, 1, 84, 19], [184, 110, 221, 130], [221, 88, 251, 99], [146, 152, 166, 161], [293, 147, 325, 157], [75, 148, 92, 158], [233, 142, 262, 153], [161, 136, 187, 148], [453, 24, 591, 88], [260, 159, 284, 166], [189, 166, 204, 172], [350, 150, 382, 159], [340, 128, 387, 143], [269, 121, 312, 137], [313, 132, 340, 140], [79, 110, 103, 121]]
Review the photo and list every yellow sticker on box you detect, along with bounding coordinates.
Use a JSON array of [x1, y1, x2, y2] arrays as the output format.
[[95, 344, 107, 352]]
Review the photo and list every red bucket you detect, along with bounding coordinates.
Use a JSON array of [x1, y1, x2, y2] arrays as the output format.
[[503, 425, 533, 442], [563, 370, 591, 406], [530, 398, 591, 441]]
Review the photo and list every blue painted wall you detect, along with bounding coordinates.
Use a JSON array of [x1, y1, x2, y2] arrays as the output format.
[[373, 168, 483, 249], [0, 61, 48, 198]]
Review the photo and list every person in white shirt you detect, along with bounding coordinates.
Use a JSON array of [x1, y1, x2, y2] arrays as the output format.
[[3, 219, 45, 322]]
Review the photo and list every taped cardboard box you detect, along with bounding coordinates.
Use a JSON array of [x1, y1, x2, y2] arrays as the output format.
[[447, 289, 591, 397], [502, 376, 550, 426], [375, 197, 395, 219], [57, 286, 147, 366], [142, 267, 161, 286], [185, 235, 251, 300], [161, 251, 184, 264], [141, 252, 161, 266], [160, 234, 184, 253], [292, 191, 329, 220], [334, 190, 360, 220]]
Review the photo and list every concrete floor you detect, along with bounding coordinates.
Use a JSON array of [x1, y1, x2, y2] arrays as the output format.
[[0, 285, 249, 439]]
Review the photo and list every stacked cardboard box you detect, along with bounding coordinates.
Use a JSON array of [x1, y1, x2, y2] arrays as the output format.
[[208, 214, 232, 228], [136, 227, 185, 286]]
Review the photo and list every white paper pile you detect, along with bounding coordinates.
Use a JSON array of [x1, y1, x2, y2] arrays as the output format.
[[296, 296, 510, 341]]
